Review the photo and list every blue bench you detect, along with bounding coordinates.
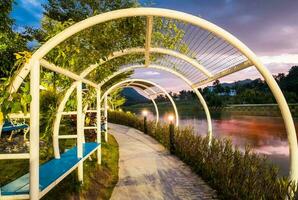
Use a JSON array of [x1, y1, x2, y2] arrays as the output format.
[[1, 142, 100, 196], [1, 121, 29, 141], [2, 121, 29, 133]]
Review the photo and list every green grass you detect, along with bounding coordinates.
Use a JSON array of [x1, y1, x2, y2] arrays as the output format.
[[0, 134, 119, 200], [0, 159, 29, 186]]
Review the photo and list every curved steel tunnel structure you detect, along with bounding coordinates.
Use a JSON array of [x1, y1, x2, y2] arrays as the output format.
[[4, 8, 297, 199]]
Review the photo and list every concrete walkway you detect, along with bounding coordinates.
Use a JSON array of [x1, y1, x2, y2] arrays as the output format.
[[109, 123, 217, 200]]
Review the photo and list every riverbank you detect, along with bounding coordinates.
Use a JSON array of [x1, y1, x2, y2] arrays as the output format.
[[0, 134, 119, 200], [123, 100, 298, 117], [108, 110, 295, 199]]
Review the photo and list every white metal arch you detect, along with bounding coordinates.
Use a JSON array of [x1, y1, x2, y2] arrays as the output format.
[[51, 47, 214, 158], [125, 85, 160, 124], [53, 79, 174, 158], [101, 79, 179, 127], [53, 62, 213, 159], [107, 83, 160, 122], [99, 64, 213, 144], [6, 8, 297, 198]]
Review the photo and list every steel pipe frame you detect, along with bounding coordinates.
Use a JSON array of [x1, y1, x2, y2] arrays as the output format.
[[101, 79, 179, 127], [101, 81, 164, 142], [99, 64, 213, 144], [6, 9, 296, 198], [52, 63, 212, 159], [40, 59, 99, 88], [11, 46, 212, 95], [36, 42, 216, 159], [104, 94, 108, 142], [51, 45, 213, 158], [127, 86, 160, 124], [145, 16, 153, 67], [96, 89, 101, 164], [111, 84, 160, 124], [103, 82, 160, 123], [29, 60, 40, 199], [111, 82, 160, 123], [76, 82, 84, 182]]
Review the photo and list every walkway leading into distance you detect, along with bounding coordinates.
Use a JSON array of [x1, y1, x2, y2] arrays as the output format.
[[109, 123, 217, 200]]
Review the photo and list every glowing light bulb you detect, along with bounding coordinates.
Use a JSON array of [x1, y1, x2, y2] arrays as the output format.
[[168, 115, 174, 122], [142, 110, 148, 117]]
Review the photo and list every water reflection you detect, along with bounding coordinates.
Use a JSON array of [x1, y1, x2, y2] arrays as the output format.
[[138, 110, 298, 176]]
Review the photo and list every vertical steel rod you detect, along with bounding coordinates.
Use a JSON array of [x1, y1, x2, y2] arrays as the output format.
[[29, 59, 40, 200], [96, 89, 102, 164], [77, 82, 83, 182], [104, 94, 108, 142]]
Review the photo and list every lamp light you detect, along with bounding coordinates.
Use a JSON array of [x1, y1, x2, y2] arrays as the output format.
[[168, 114, 174, 122], [142, 110, 148, 117]]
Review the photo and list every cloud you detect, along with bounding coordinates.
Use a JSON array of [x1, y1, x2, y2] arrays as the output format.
[[131, 68, 189, 91], [260, 54, 298, 65], [142, 71, 161, 76], [18, 0, 44, 19], [22, 0, 40, 7], [152, 0, 298, 56]]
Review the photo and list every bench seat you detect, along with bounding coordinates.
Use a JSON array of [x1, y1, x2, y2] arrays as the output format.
[[1, 142, 100, 197], [2, 122, 29, 133]]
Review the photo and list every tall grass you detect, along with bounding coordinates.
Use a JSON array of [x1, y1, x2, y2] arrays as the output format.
[[108, 110, 296, 200]]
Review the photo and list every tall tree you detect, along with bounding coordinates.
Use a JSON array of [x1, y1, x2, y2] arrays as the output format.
[[44, 0, 139, 22], [0, 0, 28, 78], [281, 66, 298, 94]]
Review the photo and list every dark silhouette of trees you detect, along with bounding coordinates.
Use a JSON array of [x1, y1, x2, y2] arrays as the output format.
[[164, 66, 298, 107]]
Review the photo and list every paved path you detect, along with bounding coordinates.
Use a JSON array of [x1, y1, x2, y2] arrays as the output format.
[[109, 123, 217, 200]]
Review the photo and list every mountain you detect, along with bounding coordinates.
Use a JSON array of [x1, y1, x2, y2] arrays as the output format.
[[221, 79, 253, 87], [207, 79, 253, 89], [121, 88, 150, 106]]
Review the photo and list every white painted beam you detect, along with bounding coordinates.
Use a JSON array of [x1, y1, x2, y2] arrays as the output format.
[[8, 113, 30, 119], [0, 194, 30, 200], [76, 82, 83, 182], [60, 111, 77, 115], [192, 60, 253, 87], [145, 16, 153, 67], [40, 59, 99, 88], [0, 153, 30, 160], [104, 94, 108, 142], [96, 89, 102, 164], [58, 135, 78, 139], [84, 126, 97, 130], [29, 59, 40, 200]]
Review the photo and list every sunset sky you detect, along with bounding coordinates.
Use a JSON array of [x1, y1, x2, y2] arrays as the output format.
[[11, 0, 298, 91]]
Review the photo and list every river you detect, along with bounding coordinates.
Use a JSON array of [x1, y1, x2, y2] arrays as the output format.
[[133, 109, 298, 176]]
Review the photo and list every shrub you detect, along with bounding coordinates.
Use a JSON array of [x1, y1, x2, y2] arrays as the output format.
[[108, 110, 297, 199]]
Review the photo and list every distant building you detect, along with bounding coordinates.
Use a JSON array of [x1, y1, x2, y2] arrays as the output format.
[[229, 89, 237, 96], [216, 89, 237, 96]]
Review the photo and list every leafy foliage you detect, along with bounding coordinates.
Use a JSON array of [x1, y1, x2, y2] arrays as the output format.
[[0, 52, 32, 122], [0, 0, 28, 78], [109, 89, 126, 109], [25, 0, 189, 116], [43, 0, 140, 23]]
